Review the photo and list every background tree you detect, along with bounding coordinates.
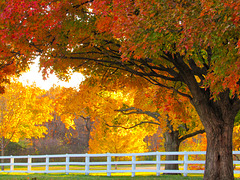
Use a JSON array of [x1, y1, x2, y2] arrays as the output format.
[[11, 85, 92, 155], [29, 115, 90, 155], [53, 76, 156, 155], [35, 86, 90, 154], [60, 75, 204, 172], [0, 80, 53, 169], [112, 82, 204, 173]]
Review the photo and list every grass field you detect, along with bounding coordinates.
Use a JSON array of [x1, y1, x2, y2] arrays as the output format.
[[0, 173, 204, 180], [0, 165, 239, 179], [0, 173, 240, 180]]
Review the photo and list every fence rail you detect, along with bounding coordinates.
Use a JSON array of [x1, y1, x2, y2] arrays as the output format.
[[1, 151, 240, 177]]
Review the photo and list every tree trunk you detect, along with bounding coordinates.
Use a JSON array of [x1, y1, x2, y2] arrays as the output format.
[[164, 52, 240, 180], [84, 116, 92, 152], [190, 91, 238, 180], [203, 118, 234, 180], [163, 130, 181, 175]]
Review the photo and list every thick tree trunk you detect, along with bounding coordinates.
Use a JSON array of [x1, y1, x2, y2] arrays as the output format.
[[163, 130, 180, 174], [190, 91, 237, 180], [203, 119, 234, 180], [165, 52, 240, 180]]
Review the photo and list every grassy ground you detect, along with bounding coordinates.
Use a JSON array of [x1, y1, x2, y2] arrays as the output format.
[[0, 174, 204, 180], [1, 165, 239, 179]]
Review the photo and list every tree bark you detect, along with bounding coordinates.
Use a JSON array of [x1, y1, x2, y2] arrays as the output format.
[[190, 91, 238, 180], [204, 123, 234, 180], [163, 130, 181, 175]]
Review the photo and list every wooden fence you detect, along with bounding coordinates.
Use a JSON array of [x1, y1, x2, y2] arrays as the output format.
[[0, 151, 240, 177]]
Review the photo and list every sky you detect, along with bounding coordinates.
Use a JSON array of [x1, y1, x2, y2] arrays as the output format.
[[18, 59, 85, 90]]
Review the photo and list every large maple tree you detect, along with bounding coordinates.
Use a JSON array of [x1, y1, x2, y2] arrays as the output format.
[[0, 0, 240, 179]]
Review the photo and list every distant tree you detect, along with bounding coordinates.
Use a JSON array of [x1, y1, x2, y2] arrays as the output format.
[[0, 80, 53, 169], [29, 86, 91, 155], [0, 81, 53, 156]]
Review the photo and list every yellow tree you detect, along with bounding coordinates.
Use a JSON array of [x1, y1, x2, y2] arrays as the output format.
[[106, 79, 204, 172], [56, 77, 155, 155], [59, 75, 204, 157], [0, 80, 53, 158], [51, 86, 95, 151], [56, 74, 204, 173]]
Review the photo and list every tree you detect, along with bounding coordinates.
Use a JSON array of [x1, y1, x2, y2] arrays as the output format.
[[113, 84, 204, 173], [56, 77, 155, 153], [20, 86, 92, 155], [0, 80, 53, 167], [47, 86, 92, 153], [61, 75, 204, 172], [1, 1, 240, 179], [30, 115, 90, 155]]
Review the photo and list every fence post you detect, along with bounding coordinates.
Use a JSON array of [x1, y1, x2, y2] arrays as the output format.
[[107, 153, 111, 176], [27, 155, 32, 173], [183, 152, 188, 177], [10, 156, 14, 172], [85, 153, 90, 175], [45, 155, 49, 173], [66, 154, 70, 175], [156, 152, 161, 176], [132, 155, 136, 177]]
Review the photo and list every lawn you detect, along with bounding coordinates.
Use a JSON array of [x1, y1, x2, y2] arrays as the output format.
[[0, 174, 203, 180], [1, 165, 240, 179]]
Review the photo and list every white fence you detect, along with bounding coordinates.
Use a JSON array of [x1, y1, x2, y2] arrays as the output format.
[[0, 151, 240, 177]]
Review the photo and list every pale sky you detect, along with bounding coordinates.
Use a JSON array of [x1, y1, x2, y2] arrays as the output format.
[[18, 58, 85, 90]]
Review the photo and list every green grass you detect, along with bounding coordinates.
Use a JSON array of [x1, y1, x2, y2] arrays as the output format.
[[1, 165, 239, 179], [0, 173, 240, 180], [0, 174, 203, 180]]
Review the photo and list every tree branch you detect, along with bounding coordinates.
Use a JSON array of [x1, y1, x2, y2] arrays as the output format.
[[105, 121, 161, 129], [115, 107, 162, 122], [179, 129, 205, 142]]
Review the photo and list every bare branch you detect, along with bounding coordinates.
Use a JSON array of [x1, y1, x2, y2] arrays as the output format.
[[115, 107, 162, 122], [179, 129, 205, 142], [105, 121, 161, 129]]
